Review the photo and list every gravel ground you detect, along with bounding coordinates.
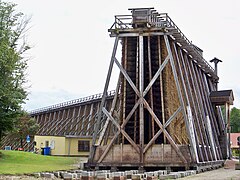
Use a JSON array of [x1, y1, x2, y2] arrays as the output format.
[[182, 158, 240, 180], [181, 168, 240, 180]]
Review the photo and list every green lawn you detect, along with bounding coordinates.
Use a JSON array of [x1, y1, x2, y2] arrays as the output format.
[[0, 150, 80, 175]]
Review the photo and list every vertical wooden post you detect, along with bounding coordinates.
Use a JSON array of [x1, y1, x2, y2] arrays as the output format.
[[225, 102, 231, 159], [158, 36, 166, 144], [139, 35, 144, 164], [148, 36, 154, 138]]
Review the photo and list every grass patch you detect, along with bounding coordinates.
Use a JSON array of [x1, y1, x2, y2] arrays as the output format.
[[0, 150, 80, 175]]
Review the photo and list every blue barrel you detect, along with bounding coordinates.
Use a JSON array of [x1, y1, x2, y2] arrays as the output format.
[[43, 147, 51, 155]]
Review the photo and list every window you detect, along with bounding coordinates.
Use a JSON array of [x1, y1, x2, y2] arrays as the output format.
[[45, 141, 49, 147], [78, 140, 90, 152]]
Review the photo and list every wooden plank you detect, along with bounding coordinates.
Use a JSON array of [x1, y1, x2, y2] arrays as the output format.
[[143, 55, 169, 97], [114, 57, 140, 97], [44, 111, 56, 135], [179, 49, 205, 162], [123, 98, 141, 127], [158, 36, 166, 144], [184, 54, 210, 162], [143, 99, 187, 164], [90, 37, 119, 162], [86, 104, 94, 136], [173, 43, 200, 163], [139, 35, 144, 164], [144, 106, 182, 153], [67, 106, 82, 135], [201, 71, 221, 160], [97, 76, 121, 146], [97, 131, 120, 163], [148, 36, 155, 138], [190, 60, 213, 161], [164, 35, 197, 163], [195, 67, 216, 161], [102, 107, 140, 153]]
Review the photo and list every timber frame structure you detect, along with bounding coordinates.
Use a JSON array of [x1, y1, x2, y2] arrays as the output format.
[[0, 91, 116, 151], [1, 7, 234, 171], [87, 8, 233, 170]]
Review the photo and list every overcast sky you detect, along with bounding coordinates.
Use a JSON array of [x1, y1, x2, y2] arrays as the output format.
[[11, 0, 240, 110]]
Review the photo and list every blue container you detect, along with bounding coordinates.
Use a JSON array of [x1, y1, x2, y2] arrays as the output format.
[[43, 147, 51, 155]]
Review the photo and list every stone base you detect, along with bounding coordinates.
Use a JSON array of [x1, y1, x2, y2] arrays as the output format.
[[235, 163, 240, 170]]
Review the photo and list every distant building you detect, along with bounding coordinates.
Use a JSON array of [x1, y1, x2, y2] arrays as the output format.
[[230, 133, 240, 150], [0, 91, 115, 156]]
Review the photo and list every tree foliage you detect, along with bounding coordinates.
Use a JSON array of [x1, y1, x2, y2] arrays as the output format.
[[221, 106, 240, 133], [230, 107, 240, 133], [12, 111, 39, 148], [0, 1, 30, 141]]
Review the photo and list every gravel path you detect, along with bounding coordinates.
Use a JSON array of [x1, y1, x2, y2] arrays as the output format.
[[181, 168, 240, 180]]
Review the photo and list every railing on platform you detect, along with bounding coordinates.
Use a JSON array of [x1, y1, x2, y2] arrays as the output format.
[[109, 8, 215, 74], [29, 90, 116, 115]]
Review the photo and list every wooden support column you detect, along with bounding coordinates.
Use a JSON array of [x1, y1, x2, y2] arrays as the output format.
[[40, 112, 53, 134], [179, 49, 205, 162], [196, 69, 218, 160], [53, 110, 64, 135], [89, 37, 119, 162], [172, 42, 199, 163], [185, 55, 210, 162], [97, 76, 121, 146], [139, 35, 144, 164], [191, 62, 214, 161], [69, 107, 77, 132], [86, 104, 94, 136], [57, 108, 71, 135], [164, 35, 197, 163], [67, 106, 82, 134], [158, 36, 166, 144], [148, 36, 155, 138], [44, 111, 57, 135], [122, 37, 127, 144], [80, 105, 88, 135], [225, 102, 231, 159], [201, 73, 221, 160]]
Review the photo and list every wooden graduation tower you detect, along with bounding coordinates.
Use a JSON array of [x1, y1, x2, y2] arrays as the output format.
[[87, 8, 232, 170]]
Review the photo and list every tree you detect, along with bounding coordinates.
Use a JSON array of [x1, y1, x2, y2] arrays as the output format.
[[230, 107, 240, 133], [0, 1, 30, 142], [12, 112, 39, 148]]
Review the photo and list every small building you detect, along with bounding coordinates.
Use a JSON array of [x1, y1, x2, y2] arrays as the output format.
[[30, 91, 115, 156], [34, 135, 92, 156]]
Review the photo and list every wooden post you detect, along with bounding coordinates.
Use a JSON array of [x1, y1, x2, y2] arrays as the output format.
[[225, 102, 231, 159], [164, 35, 197, 163], [89, 37, 119, 162], [139, 35, 144, 164], [148, 36, 154, 138]]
